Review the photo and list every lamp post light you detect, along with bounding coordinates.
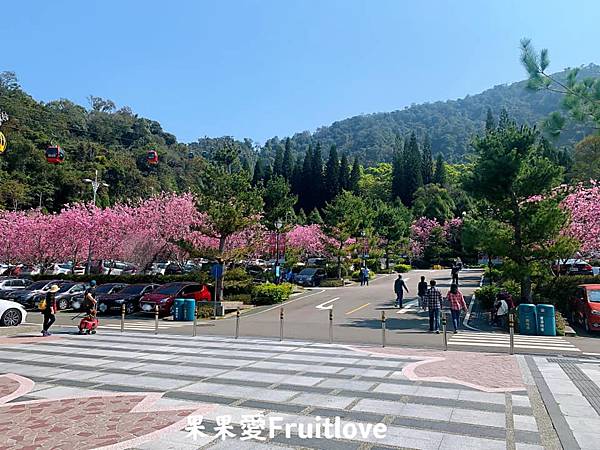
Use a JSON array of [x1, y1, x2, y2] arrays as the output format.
[[83, 169, 109, 206], [274, 219, 283, 284]]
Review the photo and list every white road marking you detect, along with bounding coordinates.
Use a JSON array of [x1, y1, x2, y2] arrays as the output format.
[[396, 299, 418, 314], [345, 303, 370, 315], [316, 297, 340, 310], [449, 332, 581, 352]]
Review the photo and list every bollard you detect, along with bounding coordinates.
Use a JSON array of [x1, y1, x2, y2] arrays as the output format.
[[280, 307, 284, 341], [235, 308, 240, 339], [154, 304, 159, 335], [381, 311, 386, 347], [509, 313, 515, 355], [120, 304, 125, 333], [442, 311, 448, 351], [329, 308, 333, 344], [192, 304, 198, 337]]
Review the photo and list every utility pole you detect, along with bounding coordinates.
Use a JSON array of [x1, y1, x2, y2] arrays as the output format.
[[83, 169, 109, 206]]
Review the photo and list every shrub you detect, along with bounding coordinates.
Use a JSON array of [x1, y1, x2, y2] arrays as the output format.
[[484, 267, 503, 283], [320, 279, 344, 287], [474, 285, 499, 311], [252, 283, 294, 305], [555, 311, 566, 336], [534, 275, 600, 313], [225, 267, 253, 282], [223, 294, 252, 304], [196, 304, 214, 319], [326, 265, 349, 279], [395, 264, 412, 273]]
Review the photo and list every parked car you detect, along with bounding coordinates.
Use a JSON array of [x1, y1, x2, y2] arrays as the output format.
[[306, 257, 327, 267], [569, 284, 600, 333], [552, 259, 594, 276], [53, 282, 87, 310], [294, 268, 327, 287], [3, 279, 64, 309], [96, 283, 160, 315], [90, 260, 137, 276], [44, 262, 85, 276], [0, 299, 27, 326], [71, 282, 129, 311], [0, 278, 32, 297], [139, 282, 212, 316]]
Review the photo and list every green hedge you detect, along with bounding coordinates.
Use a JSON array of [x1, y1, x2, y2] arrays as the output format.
[[196, 305, 214, 319], [534, 275, 600, 313], [474, 285, 498, 310], [252, 283, 294, 305], [395, 264, 412, 273], [224, 294, 253, 304], [320, 279, 344, 287]]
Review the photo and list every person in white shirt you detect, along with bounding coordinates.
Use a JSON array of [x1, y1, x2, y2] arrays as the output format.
[[493, 298, 509, 328]]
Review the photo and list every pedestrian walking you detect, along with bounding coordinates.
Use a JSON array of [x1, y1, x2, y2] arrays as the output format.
[[492, 297, 509, 328], [41, 284, 59, 336], [364, 267, 370, 286], [446, 283, 467, 333], [425, 280, 442, 333], [394, 273, 409, 308], [417, 276, 428, 310], [83, 280, 98, 316]]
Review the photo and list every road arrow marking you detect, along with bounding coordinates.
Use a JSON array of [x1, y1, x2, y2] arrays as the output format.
[[316, 297, 340, 310]]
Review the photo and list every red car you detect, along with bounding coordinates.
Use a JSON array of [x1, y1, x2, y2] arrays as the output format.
[[569, 284, 600, 333], [139, 282, 211, 316]]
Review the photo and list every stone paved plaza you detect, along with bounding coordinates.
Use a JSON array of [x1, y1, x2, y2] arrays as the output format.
[[0, 331, 599, 449]]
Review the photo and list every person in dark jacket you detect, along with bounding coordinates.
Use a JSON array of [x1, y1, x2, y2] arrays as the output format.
[[417, 276, 428, 310], [41, 284, 59, 336], [394, 274, 409, 308]]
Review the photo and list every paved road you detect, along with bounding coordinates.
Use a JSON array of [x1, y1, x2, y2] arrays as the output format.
[[24, 268, 597, 355], [0, 331, 561, 449]]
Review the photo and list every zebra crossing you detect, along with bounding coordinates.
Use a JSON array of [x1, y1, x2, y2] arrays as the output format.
[[100, 319, 191, 331], [448, 330, 581, 353]]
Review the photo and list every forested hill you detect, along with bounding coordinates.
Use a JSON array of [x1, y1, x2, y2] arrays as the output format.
[[263, 64, 599, 165]]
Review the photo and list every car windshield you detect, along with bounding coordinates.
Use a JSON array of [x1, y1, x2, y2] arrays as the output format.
[[57, 283, 76, 293], [299, 269, 317, 276], [96, 284, 120, 293], [119, 285, 149, 295], [152, 284, 183, 295], [589, 291, 600, 303], [58, 263, 72, 269], [28, 280, 51, 290]]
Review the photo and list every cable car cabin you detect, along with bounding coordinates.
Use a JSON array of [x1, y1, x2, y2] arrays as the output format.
[[46, 146, 65, 164], [188, 151, 194, 160], [147, 150, 159, 165]]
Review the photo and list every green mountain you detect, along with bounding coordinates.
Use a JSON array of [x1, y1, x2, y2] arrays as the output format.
[[263, 64, 599, 165]]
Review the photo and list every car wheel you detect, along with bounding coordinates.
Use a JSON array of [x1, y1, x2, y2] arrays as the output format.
[[125, 303, 135, 315], [584, 317, 590, 333], [1, 309, 22, 326], [98, 303, 108, 314], [58, 298, 69, 310]]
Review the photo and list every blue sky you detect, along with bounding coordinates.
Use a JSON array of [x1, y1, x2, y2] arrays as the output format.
[[2, 0, 599, 143]]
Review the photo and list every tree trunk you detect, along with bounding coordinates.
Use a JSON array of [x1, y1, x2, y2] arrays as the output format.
[[521, 274, 532, 304]]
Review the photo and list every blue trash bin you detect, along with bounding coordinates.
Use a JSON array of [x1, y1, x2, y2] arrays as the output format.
[[518, 304, 537, 335], [536, 304, 556, 336], [182, 299, 196, 321], [173, 298, 185, 321]]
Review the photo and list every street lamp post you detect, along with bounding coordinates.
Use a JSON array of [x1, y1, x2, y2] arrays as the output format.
[[274, 219, 283, 284], [83, 170, 109, 206]]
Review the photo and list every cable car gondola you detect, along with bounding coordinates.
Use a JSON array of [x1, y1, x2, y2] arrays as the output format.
[[188, 151, 194, 160], [147, 150, 159, 165], [0, 132, 6, 154], [46, 145, 65, 164]]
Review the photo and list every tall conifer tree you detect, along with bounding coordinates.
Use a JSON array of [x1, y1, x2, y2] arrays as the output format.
[[421, 134, 434, 185], [311, 143, 324, 208], [273, 145, 284, 176], [282, 138, 294, 181], [349, 157, 361, 193], [485, 107, 496, 132], [324, 145, 340, 201], [400, 132, 423, 207], [433, 154, 447, 186], [391, 135, 404, 201], [339, 153, 350, 191]]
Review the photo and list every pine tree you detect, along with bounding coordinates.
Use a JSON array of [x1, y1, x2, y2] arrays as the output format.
[[391, 135, 404, 201], [421, 134, 433, 185], [433, 153, 447, 186], [349, 157, 361, 193], [400, 132, 423, 207], [300, 146, 313, 211], [324, 145, 340, 201], [252, 159, 265, 186], [263, 163, 273, 184], [308, 208, 323, 225], [273, 145, 284, 176], [291, 159, 303, 196], [311, 143, 324, 209], [282, 138, 294, 181], [498, 108, 511, 130], [485, 107, 496, 132], [296, 208, 307, 225], [339, 153, 350, 191]]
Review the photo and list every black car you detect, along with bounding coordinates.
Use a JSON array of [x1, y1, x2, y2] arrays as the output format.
[[0, 278, 32, 298], [54, 282, 88, 310], [294, 268, 327, 287], [4, 279, 63, 309], [71, 283, 129, 311], [96, 283, 160, 315]]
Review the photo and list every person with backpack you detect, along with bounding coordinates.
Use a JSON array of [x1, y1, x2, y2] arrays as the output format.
[[40, 284, 59, 336], [446, 283, 467, 333], [394, 273, 409, 308], [83, 280, 98, 316], [417, 276, 428, 311]]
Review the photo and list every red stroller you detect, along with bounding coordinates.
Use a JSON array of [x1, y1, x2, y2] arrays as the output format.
[[78, 315, 99, 334]]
